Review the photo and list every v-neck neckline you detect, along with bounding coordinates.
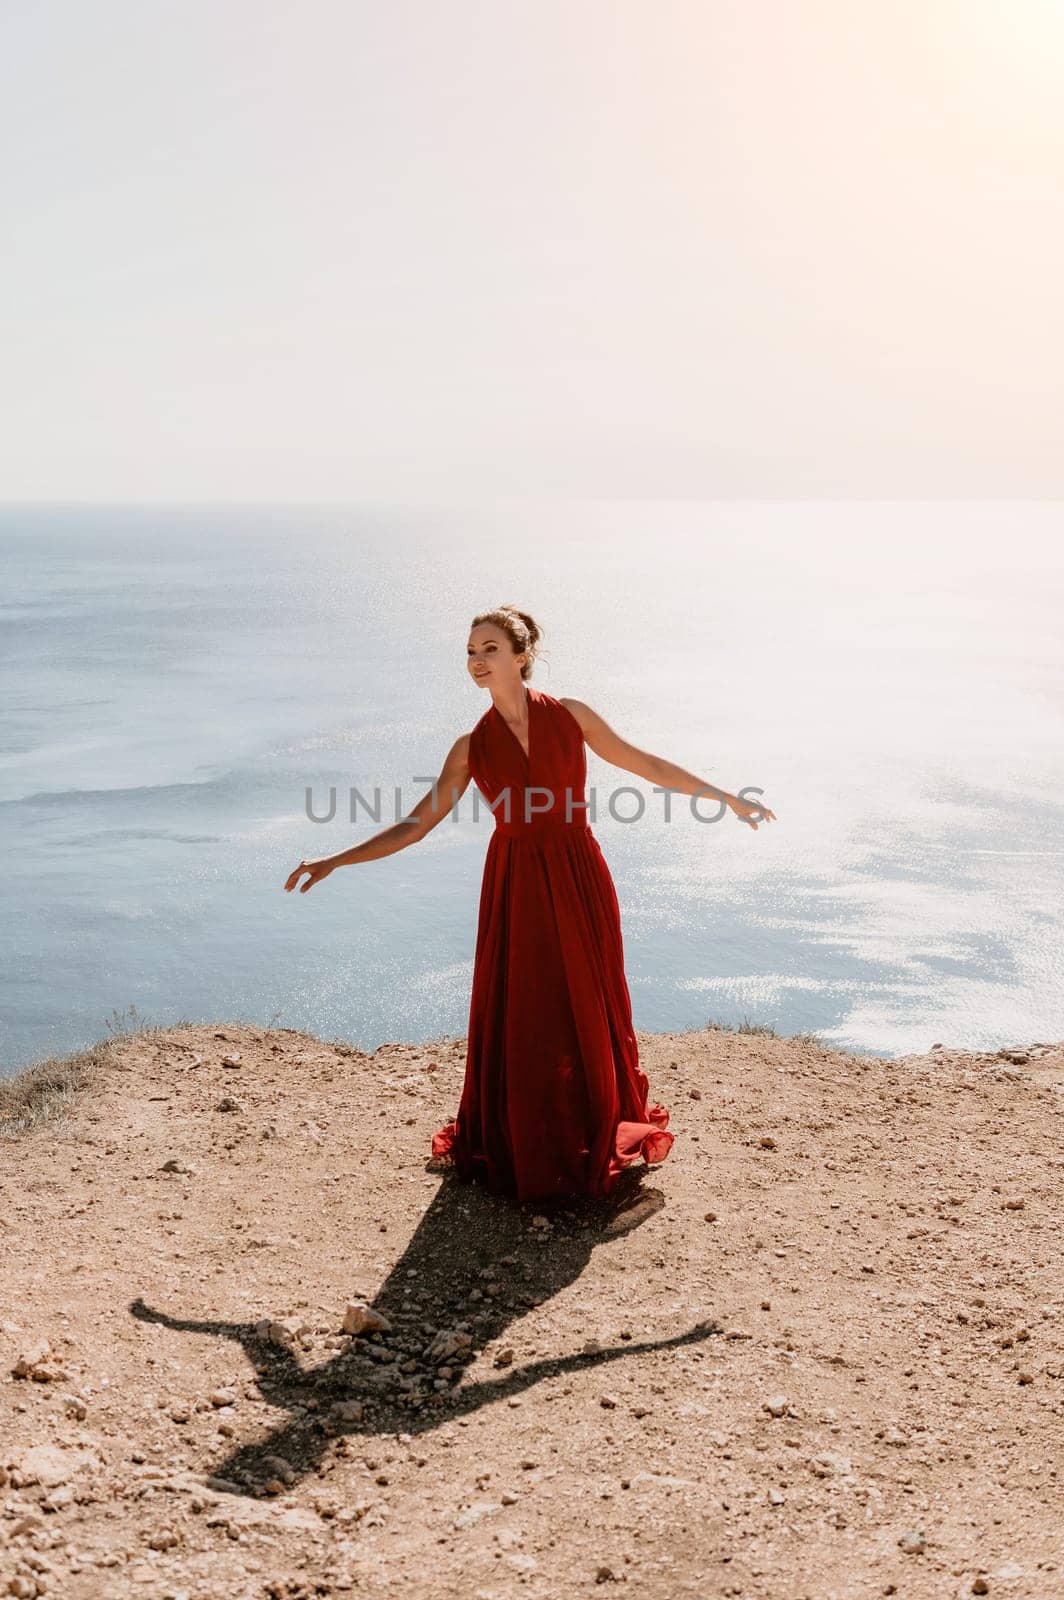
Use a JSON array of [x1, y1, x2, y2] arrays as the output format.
[[493, 686, 533, 764]]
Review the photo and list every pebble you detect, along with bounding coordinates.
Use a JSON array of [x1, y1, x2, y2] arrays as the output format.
[[220, 1054, 243, 1068], [426, 1328, 473, 1363], [148, 1528, 180, 1551], [11, 1445, 76, 1489], [898, 1529, 926, 1554], [261, 1454, 297, 1486], [342, 1302, 392, 1336], [330, 1400, 363, 1423], [762, 1394, 790, 1417], [11, 1341, 53, 1380], [257, 1315, 312, 1347]]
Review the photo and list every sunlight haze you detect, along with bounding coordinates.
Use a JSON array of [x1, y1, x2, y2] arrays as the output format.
[[1, 0, 1062, 498]]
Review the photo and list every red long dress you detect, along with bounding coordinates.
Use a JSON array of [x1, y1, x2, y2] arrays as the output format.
[[431, 685, 674, 1203]]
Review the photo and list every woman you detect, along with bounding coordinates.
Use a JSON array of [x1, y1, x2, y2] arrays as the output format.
[[286, 605, 776, 1205]]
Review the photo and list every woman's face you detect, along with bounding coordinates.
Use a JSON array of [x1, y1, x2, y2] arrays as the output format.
[[467, 624, 524, 687]]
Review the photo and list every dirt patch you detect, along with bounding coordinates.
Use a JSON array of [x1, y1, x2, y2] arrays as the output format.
[[2, 1023, 1062, 1598]]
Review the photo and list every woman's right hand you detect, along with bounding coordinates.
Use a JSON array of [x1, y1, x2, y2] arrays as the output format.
[[284, 858, 335, 894]]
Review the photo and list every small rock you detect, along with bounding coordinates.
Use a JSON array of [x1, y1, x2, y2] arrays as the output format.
[[898, 1529, 926, 1554], [221, 1054, 243, 1068], [257, 1315, 313, 1348], [330, 1400, 363, 1423], [599, 1394, 618, 1409], [493, 1347, 515, 1367], [12, 1444, 75, 1489], [208, 1389, 237, 1408], [261, 1454, 297, 1486], [11, 1340, 52, 1379], [1002, 1197, 1025, 1211], [342, 1302, 392, 1336], [759, 1135, 777, 1150], [425, 1328, 472, 1364], [762, 1394, 790, 1417], [215, 1097, 245, 1114]]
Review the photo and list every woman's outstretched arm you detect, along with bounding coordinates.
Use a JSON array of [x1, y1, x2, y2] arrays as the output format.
[[560, 698, 776, 830], [284, 733, 473, 893]]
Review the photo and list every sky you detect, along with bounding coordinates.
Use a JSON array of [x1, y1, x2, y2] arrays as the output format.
[[1, 0, 1062, 500]]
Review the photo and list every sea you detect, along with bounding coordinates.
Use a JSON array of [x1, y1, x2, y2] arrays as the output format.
[[2, 501, 1062, 1079]]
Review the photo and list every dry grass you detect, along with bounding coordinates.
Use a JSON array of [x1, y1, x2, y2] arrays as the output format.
[[0, 1042, 109, 1139], [1, 1003, 172, 1139], [706, 1015, 829, 1047]]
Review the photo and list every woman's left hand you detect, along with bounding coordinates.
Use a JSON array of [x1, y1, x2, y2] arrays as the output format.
[[729, 794, 777, 830]]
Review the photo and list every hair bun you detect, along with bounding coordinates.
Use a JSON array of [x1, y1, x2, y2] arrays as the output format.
[[471, 605, 544, 681]]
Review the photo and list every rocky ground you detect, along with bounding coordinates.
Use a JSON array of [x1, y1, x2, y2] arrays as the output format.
[[1, 1022, 1063, 1600]]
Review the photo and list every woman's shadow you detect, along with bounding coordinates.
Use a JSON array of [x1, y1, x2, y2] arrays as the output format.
[[130, 1163, 721, 1498]]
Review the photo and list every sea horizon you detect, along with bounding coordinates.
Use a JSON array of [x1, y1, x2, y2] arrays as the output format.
[[2, 499, 1062, 1079]]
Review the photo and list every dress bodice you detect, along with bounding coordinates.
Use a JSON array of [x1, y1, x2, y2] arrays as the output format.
[[469, 686, 591, 837]]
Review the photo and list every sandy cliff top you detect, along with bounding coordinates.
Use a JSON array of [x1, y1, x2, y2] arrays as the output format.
[[2, 1022, 1063, 1598]]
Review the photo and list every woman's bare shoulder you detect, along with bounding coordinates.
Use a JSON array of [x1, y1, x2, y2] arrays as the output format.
[[558, 696, 592, 731]]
